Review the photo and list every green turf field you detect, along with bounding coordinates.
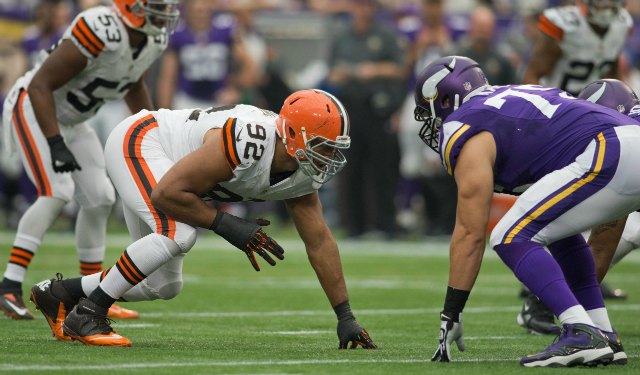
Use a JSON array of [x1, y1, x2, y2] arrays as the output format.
[[0, 230, 638, 374]]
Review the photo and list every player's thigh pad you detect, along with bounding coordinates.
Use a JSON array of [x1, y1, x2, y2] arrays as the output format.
[[66, 122, 116, 208], [491, 127, 640, 248], [105, 112, 197, 252], [9, 89, 73, 201]]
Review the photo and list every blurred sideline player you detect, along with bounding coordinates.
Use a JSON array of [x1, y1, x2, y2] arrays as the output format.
[[156, 0, 257, 110], [30, 89, 377, 349], [417, 56, 630, 367], [518, 0, 632, 335], [522, 0, 632, 95], [578, 79, 640, 283], [0, 0, 179, 320]]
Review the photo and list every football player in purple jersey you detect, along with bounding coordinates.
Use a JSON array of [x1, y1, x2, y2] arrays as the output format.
[[414, 56, 638, 367]]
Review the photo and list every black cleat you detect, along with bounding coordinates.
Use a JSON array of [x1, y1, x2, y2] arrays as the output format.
[[0, 290, 34, 320], [30, 274, 77, 341], [520, 323, 613, 367], [517, 294, 561, 335], [62, 298, 131, 346]]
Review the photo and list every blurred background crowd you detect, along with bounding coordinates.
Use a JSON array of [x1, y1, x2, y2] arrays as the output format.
[[1, 0, 639, 240]]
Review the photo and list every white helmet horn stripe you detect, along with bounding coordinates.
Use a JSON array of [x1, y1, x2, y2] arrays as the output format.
[[586, 81, 608, 103]]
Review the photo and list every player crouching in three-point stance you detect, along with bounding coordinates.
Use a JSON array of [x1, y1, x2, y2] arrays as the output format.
[[0, 0, 179, 321], [30, 89, 377, 349], [414, 56, 636, 367]]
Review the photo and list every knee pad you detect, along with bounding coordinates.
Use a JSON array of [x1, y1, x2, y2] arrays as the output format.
[[155, 280, 183, 300], [173, 226, 197, 254], [137, 276, 183, 301]]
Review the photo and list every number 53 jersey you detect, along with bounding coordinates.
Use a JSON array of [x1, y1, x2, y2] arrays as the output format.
[[439, 85, 638, 195], [11, 6, 166, 126]]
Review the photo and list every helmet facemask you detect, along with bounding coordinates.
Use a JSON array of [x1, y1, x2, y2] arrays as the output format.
[[414, 105, 442, 153], [127, 0, 180, 36], [285, 123, 351, 184], [583, 0, 624, 28]]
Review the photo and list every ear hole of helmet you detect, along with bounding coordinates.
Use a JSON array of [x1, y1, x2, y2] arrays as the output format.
[[441, 95, 450, 109], [288, 126, 296, 139]]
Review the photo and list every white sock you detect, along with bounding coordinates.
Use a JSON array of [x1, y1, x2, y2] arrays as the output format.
[[3, 197, 64, 282], [587, 307, 613, 332], [558, 305, 595, 326], [76, 204, 111, 275]]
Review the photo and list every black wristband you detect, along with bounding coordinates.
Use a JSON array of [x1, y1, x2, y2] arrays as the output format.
[[443, 286, 470, 315], [209, 211, 224, 231], [333, 300, 354, 321], [46, 135, 64, 146]]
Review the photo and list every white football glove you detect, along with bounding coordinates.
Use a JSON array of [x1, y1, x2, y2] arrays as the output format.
[[431, 312, 465, 362]]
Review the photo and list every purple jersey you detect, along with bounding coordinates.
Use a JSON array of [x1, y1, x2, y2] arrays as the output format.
[[441, 85, 637, 195], [169, 15, 235, 101]]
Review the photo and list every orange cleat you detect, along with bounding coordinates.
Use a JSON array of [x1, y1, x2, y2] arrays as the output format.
[[108, 303, 140, 319], [62, 299, 132, 347], [30, 277, 75, 341]]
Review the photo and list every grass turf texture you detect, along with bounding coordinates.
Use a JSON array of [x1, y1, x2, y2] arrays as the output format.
[[0, 230, 639, 374]]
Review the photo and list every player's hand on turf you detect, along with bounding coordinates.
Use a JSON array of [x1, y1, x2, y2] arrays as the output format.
[[47, 135, 81, 173], [337, 317, 377, 349], [209, 212, 284, 271], [432, 311, 464, 362]]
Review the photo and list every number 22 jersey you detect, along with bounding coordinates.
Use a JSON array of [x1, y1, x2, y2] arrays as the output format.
[[16, 6, 167, 126], [439, 85, 637, 195]]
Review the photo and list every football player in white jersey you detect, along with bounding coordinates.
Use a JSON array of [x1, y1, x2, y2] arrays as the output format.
[[516, 0, 632, 335], [0, 0, 179, 321], [522, 0, 632, 96], [29, 89, 378, 349]]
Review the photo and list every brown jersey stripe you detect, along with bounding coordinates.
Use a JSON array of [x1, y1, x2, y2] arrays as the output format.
[[71, 27, 100, 57], [123, 114, 177, 239], [77, 17, 105, 50], [12, 90, 52, 196], [222, 117, 240, 171], [537, 15, 564, 41]]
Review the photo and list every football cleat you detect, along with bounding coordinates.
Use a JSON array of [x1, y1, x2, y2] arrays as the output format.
[[603, 330, 627, 365], [0, 291, 34, 320], [62, 298, 131, 347], [520, 323, 613, 367], [108, 304, 140, 319], [517, 294, 561, 335], [30, 276, 76, 341]]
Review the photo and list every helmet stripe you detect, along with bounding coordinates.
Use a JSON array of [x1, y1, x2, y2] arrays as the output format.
[[585, 82, 607, 104], [321, 91, 349, 136]]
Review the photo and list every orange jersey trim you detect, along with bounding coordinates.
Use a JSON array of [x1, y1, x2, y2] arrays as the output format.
[[222, 117, 240, 171], [537, 14, 564, 41], [71, 17, 105, 57]]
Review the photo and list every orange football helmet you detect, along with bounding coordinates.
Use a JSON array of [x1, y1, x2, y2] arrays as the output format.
[[276, 89, 351, 184], [113, 0, 180, 36]]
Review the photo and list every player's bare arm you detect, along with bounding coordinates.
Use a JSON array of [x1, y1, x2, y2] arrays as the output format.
[[522, 36, 562, 85], [587, 216, 627, 282], [123, 75, 155, 113], [151, 129, 232, 228], [285, 192, 348, 306], [27, 40, 88, 138], [286, 191, 377, 349], [448, 131, 496, 291], [156, 49, 178, 109]]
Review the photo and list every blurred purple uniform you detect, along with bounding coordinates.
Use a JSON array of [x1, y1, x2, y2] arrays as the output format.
[[169, 15, 235, 106]]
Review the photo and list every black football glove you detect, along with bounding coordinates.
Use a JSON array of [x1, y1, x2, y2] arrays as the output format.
[[335, 301, 377, 349], [210, 212, 284, 271], [47, 135, 81, 173], [432, 311, 464, 362]]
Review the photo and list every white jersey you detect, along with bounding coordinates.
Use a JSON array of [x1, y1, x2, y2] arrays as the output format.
[[537, 6, 632, 95], [16, 6, 167, 126], [152, 104, 321, 202]]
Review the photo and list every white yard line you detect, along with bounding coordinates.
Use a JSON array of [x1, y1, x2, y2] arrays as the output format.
[[140, 304, 638, 319]]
